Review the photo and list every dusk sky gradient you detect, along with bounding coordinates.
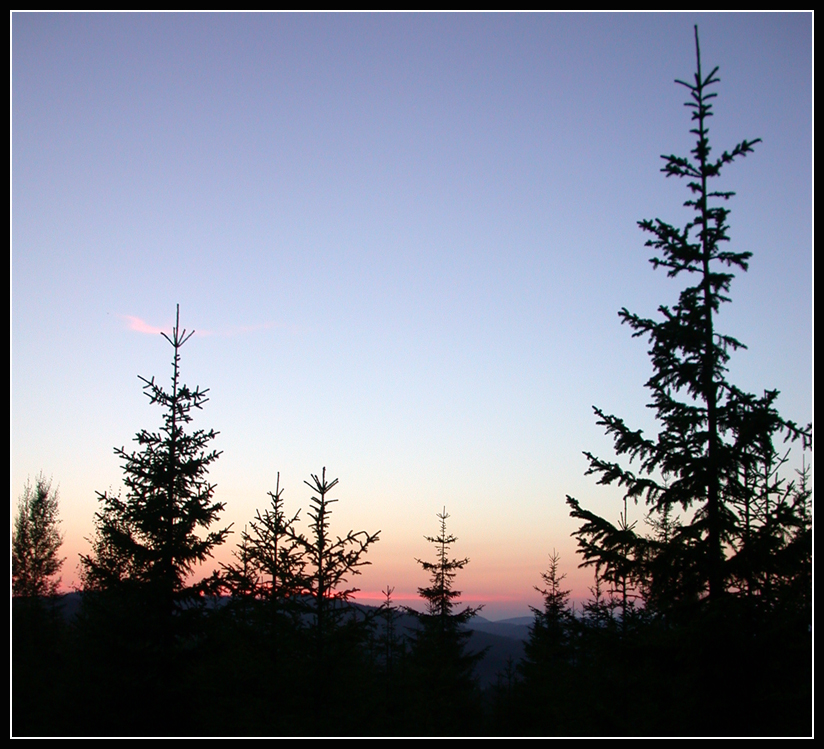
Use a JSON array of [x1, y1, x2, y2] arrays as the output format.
[[12, 12, 812, 619]]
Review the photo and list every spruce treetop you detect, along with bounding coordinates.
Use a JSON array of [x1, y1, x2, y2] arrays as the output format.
[[415, 507, 472, 620]]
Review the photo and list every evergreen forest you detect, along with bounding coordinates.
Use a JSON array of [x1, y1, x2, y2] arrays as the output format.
[[12, 28, 811, 737]]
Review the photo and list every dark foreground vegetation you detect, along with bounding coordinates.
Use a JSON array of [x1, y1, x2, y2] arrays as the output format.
[[11, 573, 812, 737], [13, 29, 810, 736]]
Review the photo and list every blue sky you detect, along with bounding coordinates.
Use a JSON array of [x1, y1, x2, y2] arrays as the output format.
[[12, 12, 812, 618]]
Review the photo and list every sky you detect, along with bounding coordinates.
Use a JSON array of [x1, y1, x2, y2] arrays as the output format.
[[12, 12, 812, 620]]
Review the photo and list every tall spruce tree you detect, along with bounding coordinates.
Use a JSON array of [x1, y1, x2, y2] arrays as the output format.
[[566, 27, 809, 616], [81, 305, 230, 641]]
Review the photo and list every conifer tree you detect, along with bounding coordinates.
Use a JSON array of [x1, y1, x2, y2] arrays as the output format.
[[12, 474, 64, 599], [12, 474, 67, 737], [775, 458, 811, 621], [221, 473, 306, 608], [724, 394, 811, 618], [581, 574, 620, 633], [285, 469, 380, 659], [410, 508, 484, 632], [211, 475, 311, 733], [516, 551, 582, 734], [406, 508, 486, 733], [221, 527, 262, 604], [371, 585, 408, 733], [213, 469, 380, 733], [376, 585, 404, 679], [263, 469, 380, 732], [521, 550, 575, 672], [81, 305, 230, 639], [566, 27, 809, 614]]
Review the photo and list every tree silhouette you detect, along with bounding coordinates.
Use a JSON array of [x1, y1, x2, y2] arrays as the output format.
[[12, 474, 64, 599], [566, 27, 809, 615], [221, 472, 306, 609], [515, 550, 585, 733], [376, 585, 405, 679], [12, 475, 68, 737], [552, 28, 813, 736], [81, 305, 230, 644], [207, 473, 313, 734], [521, 550, 576, 673], [287, 468, 380, 662], [406, 508, 486, 734], [372, 585, 408, 733]]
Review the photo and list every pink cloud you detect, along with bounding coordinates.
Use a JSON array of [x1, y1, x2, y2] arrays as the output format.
[[121, 315, 168, 335], [121, 315, 294, 338]]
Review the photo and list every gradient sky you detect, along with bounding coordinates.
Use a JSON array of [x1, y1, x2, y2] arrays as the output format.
[[12, 12, 812, 619]]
